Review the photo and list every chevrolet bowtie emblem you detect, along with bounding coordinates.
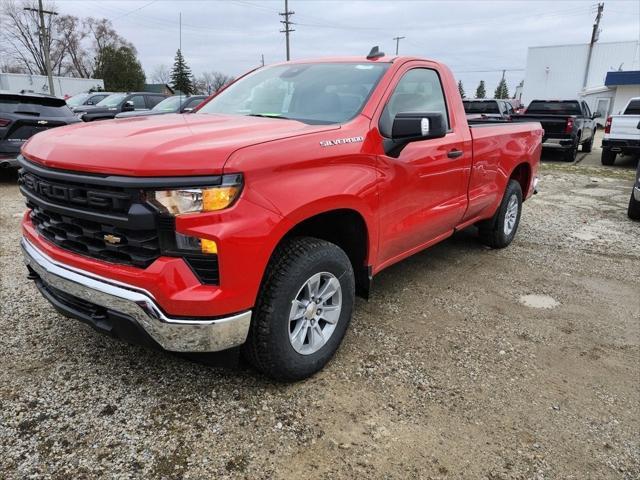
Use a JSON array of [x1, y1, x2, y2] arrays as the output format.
[[37, 120, 48, 125], [103, 234, 122, 244]]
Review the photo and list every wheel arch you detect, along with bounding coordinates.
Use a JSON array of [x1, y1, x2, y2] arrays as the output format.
[[508, 162, 532, 199]]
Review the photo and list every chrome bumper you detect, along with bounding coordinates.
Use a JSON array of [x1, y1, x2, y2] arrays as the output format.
[[21, 238, 251, 352]]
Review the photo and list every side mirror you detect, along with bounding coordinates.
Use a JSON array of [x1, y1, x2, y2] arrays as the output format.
[[122, 101, 135, 112], [391, 112, 447, 141], [592, 112, 601, 119]]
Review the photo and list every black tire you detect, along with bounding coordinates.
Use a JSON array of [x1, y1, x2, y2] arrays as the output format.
[[563, 142, 578, 162], [242, 237, 355, 381], [582, 133, 594, 153], [478, 179, 523, 249], [601, 148, 616, 166], [628, 192, 640, 220]]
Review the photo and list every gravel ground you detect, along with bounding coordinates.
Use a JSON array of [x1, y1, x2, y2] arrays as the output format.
[[0, 154, 638, 479]]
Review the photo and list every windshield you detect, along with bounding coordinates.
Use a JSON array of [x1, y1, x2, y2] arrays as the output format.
[[152, 96, 182, 112], [463, 101, 500, 114], [526, 101, 581, 116], [96, 93, 127, 108], [66, 93, 90, 107], [197, 62, 390, 124]]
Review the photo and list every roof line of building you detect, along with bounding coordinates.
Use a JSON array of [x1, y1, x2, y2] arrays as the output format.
[[528, 40, 639, 50]]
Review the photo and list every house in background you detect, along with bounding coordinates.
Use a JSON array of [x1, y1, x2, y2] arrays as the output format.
[[144, 83, 174, 95], [521, 40, 640, 125]]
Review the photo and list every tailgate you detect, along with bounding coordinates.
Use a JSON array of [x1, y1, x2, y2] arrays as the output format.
[[1, 119, 68, 150], [609, 115, 640, 140], [514, 115, 569, 135]]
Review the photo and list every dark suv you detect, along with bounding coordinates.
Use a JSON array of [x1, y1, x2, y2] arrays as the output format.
[[1, 92, 80, 168], [73, 92, 168, 122]]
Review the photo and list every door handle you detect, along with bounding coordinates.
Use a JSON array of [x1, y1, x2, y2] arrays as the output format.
[[447, 149, 464, 159]]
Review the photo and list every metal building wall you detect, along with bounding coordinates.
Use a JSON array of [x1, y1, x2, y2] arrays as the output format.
[[521, 41, 640, 105], [0, 73, 105, 97]]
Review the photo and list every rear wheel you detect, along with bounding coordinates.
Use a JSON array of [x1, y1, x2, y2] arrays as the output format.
[[582, 133, 594, 152], [628, 191, 640, 220], [601, 148, 616, 166], [563, 142, 578, 162], [242, 237, 355, 381], [478, 179, 523, 249]]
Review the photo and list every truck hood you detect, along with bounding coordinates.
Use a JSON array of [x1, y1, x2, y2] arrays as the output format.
[[21, 113, 339, 176]]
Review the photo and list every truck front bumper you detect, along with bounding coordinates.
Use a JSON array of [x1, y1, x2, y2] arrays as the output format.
[[22, 238, 251, 352]]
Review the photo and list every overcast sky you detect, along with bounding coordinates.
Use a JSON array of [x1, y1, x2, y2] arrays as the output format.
[[54, 0, 640, 95]]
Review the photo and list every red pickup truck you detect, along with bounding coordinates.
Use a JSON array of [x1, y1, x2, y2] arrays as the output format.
[[19, 54, 541, 381]]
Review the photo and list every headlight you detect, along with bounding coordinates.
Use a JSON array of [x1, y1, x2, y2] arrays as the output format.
[[149, 174, 242, 215]]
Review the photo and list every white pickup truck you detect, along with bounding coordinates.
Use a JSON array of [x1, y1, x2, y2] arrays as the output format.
[[601, 97, 640, 165]]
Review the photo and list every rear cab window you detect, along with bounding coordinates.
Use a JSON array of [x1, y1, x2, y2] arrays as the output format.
[[623, 100, 640, 115], [526, 101, 582, 116], [463, 100, 500, 114]]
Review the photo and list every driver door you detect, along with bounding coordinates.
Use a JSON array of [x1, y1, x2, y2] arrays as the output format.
[[376, 66, 472, 267]]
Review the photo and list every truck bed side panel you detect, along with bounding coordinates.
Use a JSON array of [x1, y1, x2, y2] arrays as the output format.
[[463, 123, 542, 222]]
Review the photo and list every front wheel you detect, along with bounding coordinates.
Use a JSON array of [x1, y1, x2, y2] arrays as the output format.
[[242, 237, 355, 381], [478, 179, 523, 249]]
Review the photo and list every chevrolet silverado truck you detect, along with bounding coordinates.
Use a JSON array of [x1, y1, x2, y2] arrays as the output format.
[[514, 99, 598, 162], [601, 97, 640, 166], [19, 53, 542, 381]]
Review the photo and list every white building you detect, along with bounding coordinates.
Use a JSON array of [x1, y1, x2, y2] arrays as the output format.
[[521, 40, 640, 124], [0, 72, 104, 98]]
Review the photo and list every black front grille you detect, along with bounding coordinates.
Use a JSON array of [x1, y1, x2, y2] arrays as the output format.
[[29, 203, 160, 268]]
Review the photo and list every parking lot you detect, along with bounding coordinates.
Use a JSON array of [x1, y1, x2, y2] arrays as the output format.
[[0, 132, 638, 479]]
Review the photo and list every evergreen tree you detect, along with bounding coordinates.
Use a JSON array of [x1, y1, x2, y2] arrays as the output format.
[[170, 49, 194, 94], [475, 80, 486, 99], [494, 78, 510, 99], [457, 80, 465, 99], [94, 46, 145, 91]]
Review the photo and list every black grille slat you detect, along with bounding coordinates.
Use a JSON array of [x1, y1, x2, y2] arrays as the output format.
[[29, 204, 160, 268], [184, 256, 220, 284]]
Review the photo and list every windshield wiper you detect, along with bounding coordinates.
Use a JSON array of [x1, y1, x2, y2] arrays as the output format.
[[247, 114, 292, 120]]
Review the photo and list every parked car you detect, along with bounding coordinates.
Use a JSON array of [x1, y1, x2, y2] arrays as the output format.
[[18, 54, 542, 381], [601, 97, 640, 166], [463, 99, 514, 121], [73, 92, 168, 121], [514, 99, 599, 162], [65, 92, 113, 108], [115, 95, 207, 119], [0, 92, 80, 168], [628, 161, 640, 220]]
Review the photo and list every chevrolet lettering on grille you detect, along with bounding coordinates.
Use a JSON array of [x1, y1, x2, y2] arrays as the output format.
[[21, 173, 131, 212]]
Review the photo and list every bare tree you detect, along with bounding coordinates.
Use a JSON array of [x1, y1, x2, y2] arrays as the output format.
[[0, 0, 66, 76], [151, 64, 171, 84], [194, 71, 234, 95]]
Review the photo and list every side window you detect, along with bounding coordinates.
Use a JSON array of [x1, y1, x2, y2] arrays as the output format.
[[582, 102, 591, 117], [147, 95, 166, 108], [89, 94, 105, 104], [185, 97, 204, 109], [128, 95, 147, 109], [505, 102, 513, 114], [379, 68, 448, 138]]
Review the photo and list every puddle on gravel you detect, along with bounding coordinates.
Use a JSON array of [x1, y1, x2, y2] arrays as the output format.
[[519, 294, 560, 309]]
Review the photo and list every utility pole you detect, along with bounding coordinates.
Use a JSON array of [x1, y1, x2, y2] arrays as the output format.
[[582, 2, 604, 89], [279, 0, 294, 61], [24, 0, 57, 96], [393, 36, 405, 55]]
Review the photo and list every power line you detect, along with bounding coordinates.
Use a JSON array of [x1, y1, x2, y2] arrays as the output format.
[[279, 0, 294, 61], [110, 0, 158, 22]]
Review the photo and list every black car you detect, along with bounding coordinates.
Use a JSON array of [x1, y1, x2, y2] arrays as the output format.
[[73, 92, 168, 122], [65, 92, 113, 108], [628, 161, 640, 220], [513, 99, 599, 162], [0, 92, 80, 168], [115, 95, 207, 119]]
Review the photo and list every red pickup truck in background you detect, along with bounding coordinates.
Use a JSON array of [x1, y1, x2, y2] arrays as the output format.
[[19, 53, 542, 381]]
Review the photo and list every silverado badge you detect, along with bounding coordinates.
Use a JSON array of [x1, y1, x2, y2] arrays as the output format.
[[319, 136, 364, 147], [103, 234, 122, 244], [37, 120, 49, 125]]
